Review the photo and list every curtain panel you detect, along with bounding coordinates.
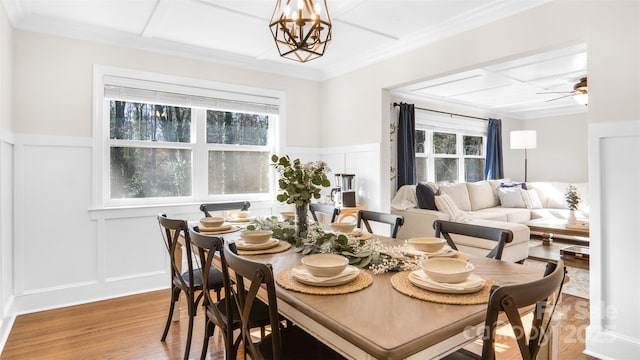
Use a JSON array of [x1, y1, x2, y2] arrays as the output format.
[[484, 118, 504, 180], [397, 103, 416, 189]]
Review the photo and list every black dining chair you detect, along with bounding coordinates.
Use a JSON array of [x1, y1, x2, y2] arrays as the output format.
[[189, 228, 270, 360], [443, 260, 566, 360], [356, 210, 404, 238], [309, 203, 340, 224], [223, 242, 345, 360], [200, 201, 251, 217], [433, 220, 513, 261], [157, 214, 224, 360]]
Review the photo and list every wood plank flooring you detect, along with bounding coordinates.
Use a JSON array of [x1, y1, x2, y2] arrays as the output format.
[[1, 289, 596, 359]]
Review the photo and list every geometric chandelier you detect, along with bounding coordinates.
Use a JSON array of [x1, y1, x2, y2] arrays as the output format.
[[269, 0, 332, 63]]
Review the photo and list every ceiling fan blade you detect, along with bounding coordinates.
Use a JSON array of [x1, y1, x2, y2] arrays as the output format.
[[545, 94, 574, 102]]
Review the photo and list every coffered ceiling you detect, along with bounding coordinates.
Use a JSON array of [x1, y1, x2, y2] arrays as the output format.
[[2, 0, 587, 119]]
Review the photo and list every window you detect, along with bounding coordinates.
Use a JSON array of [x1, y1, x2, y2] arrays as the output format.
[[414, 110, 487, 184], [94, 66, 282, 207]]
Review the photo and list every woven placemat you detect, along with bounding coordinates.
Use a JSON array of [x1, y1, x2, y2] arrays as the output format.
[[276, 267, 373, 295], [237, 241, 292, 256], [390, 271, 497, 305], [199, 226, 241, 235]]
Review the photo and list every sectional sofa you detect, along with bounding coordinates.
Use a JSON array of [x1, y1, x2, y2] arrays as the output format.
[[391, 180, 589, 262]]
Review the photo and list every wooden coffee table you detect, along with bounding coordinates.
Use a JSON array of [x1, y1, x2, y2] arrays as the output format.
[[525, 218, 590, 246]]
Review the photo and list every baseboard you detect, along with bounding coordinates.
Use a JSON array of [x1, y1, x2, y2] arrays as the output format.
[[585, 326, 640, 359]]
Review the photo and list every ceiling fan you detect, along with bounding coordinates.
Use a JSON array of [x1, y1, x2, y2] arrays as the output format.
[[537, 77, 588, 105]]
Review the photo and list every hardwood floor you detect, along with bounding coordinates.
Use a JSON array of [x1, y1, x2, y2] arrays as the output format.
[[1, 289, 596, 359]]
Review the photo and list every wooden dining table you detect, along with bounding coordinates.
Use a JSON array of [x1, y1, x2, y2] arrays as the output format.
[[198, 229, 545, 360]]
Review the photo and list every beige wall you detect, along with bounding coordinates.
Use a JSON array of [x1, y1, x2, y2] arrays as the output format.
[[321, 0, 639, 144], [12, 31, 323, 147], [0, 3, 12, 132]]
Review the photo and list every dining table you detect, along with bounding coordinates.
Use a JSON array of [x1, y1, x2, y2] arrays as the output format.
[[183, 223, 546, 360]]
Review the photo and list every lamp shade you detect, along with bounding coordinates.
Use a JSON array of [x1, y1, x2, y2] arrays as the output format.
[[510, 130, 537, 150]]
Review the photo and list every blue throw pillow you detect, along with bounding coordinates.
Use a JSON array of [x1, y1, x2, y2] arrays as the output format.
[[416, 183, 438, 210], [499, 182, 527, 190]]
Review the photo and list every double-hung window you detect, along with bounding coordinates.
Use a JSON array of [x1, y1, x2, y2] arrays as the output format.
[[414, 110, 487, 184], [93, 66, 281, 207]]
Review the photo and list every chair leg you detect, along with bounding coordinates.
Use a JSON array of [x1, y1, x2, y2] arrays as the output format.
[[200, 320, 215, 360], [161, 287, 181, 341], [184, 293, 197, 360]]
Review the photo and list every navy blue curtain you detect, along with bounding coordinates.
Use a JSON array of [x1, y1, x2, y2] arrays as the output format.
[[397, 103, 416, 189], [484, 118, 504, 180]]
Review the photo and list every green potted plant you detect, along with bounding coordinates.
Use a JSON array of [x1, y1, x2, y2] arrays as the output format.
[[271, 154, 331, 239], [565, 184, 582, 224]]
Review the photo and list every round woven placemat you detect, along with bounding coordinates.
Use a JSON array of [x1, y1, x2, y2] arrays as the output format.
[[237, 241, 292, 256], [276, 267, 373, 295], [390, 271, 497, 305], [199, 225, 241, 235]]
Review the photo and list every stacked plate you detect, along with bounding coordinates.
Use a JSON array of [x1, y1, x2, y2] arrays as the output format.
[[291, 265, 360, 287], [235, 238, 280, 251], [292, 254, 359, 287], [408, 258, 485, 294], [402, 245, 457, 258]]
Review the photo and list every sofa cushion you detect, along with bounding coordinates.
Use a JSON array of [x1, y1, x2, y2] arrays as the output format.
[[467, 181, 500, 210], [434, 194, 467, 220], [521, 189, 543, 209], [391, 185, 418, 211], [416, 183, 438, 210], [438, 183, 472, 211], [497, 187, 526, 208]]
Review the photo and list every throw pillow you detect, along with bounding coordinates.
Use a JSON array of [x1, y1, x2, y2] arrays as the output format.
[[499, 182, 527, 190], [497, 187, 526, 208], [521, 189, 543, 209], [416, 183, 438, 210], [434, 194, 466, 220]]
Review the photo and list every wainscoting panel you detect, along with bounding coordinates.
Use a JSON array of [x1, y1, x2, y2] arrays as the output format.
[[586, 120, 640, 358], [0, 135, 15, 350], [104, 216, 167, 281], [18, 144, 97, 294]]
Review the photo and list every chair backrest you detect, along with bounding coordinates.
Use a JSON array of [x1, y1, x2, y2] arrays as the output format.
[[309, 203, 339, 224], [356, 210, 404, 238], [223, 242, 281, 360], [157, 214, 195, 292], [481, 260, 566, 360], [188, 229, 234, 338], [433, 220, 513, 260], [200, 201, 251, 217]]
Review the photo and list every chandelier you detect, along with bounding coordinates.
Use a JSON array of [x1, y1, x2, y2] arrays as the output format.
[[269, 0, 332, 63]]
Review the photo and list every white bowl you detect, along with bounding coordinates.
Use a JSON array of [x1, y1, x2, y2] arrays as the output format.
[[407, 237, 446, 253], [421, 258, 474, 283], [240, 230, 273, 244], [200, 216, 225, 228], [330, 222, 356, 233], [280, 211, 295, 220], [301, 254, 349, 277]]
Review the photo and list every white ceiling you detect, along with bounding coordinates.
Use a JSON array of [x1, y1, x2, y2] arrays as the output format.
[[2, 0, 587, 119]]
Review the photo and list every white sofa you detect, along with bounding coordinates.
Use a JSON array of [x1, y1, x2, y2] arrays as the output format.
[[391, 180, 589, 263]]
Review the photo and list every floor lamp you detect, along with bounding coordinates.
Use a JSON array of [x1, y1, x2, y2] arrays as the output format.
[[510, 130, 537, 182]]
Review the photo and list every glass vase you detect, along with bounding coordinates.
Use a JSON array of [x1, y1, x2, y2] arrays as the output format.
[[295, 202, 310, 240]]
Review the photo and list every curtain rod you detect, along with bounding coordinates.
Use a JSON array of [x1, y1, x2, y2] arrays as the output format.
[[393, 102, 489, 121]]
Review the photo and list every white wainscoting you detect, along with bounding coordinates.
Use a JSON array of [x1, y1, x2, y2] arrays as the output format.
[[0, 131, 15, 351], [8, 138, 382, 319], [586, 120, 640, 359]]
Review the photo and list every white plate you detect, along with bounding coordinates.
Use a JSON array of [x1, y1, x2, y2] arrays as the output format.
[[198, 223, 232, 232], [402, 245, 457, 258], [292, 265, 360, 287], [408, 271, 485, 294], [235, 238, 279, 251], [226, 217, 255, 223]]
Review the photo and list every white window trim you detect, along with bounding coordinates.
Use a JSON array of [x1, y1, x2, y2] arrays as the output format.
[[92, 65, 286, 209]]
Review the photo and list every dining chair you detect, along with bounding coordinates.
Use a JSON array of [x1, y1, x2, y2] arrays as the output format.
[[200, 201, 251, 217], [189, 228, 271, 360], [222, 242, 345, 360], [433, 220, 513, 261], [356, 210, 405, 238], [443, 259, 566, 360], [309, 203, 339, 224], [157, 214, 224, 360]]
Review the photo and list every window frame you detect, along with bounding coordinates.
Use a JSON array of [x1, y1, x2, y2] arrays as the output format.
[[92, 65, 284, 209], [414, 111, 487, 184]]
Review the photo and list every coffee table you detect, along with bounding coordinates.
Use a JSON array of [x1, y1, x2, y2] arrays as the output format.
[[524, 218, 589, 246]]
